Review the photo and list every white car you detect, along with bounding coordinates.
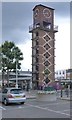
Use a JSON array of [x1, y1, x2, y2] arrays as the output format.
[[2, 88, 26, 105]]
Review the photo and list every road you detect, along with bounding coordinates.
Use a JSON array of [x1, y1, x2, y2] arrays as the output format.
[[0, 99, 71, 118]]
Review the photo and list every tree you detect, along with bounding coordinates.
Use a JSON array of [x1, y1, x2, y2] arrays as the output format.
[[0, 41, 23, 86]]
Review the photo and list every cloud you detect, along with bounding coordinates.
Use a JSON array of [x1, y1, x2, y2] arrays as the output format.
[[0, 3, 2, 44], [55, 17, 70, 70], [2, 28, 31, 44], [2, 2, 33, 43], [17, 40, 32, 71], [2, 2, 70, 70], [2, 2, 70, 44], [70, 1, 72, 19], [37, 2, 70, 18]]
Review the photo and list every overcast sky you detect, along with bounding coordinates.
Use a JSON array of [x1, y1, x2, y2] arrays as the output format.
[[2, 2, 70, 71]]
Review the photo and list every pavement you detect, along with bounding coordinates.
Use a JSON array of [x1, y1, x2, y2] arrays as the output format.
[[25, 90, 37, 99], [25, 90, 71, 101]]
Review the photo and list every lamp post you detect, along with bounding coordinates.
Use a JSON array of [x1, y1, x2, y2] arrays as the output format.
[[16, 59, 18, 88], [15, 54, 23, 88], [1, 54, 8, 87]]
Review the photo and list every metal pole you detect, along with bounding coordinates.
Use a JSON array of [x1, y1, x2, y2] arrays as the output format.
[[16, 60, 18, 88]]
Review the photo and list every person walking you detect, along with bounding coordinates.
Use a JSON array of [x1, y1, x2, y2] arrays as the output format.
[[65, 85, 69, 97]]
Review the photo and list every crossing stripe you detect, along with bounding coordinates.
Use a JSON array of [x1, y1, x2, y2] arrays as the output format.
[[0, 106, 6, 110]]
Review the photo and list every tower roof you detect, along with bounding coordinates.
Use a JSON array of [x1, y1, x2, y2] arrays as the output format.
[[33, 4, 54, 11]]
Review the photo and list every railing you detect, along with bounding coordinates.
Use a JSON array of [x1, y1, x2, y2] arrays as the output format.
[[29, 24, 40, 32], [54, 25, 58, 32], [29, 24, 58, 32]]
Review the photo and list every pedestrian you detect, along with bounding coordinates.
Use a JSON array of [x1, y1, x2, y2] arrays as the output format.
[[65, 86, 69, 97], [61, 89, 63, 97], [26, 83, 29, 92]]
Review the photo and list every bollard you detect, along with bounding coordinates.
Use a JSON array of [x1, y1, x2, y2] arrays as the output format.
[[61, 89, 63, 97], [66, 89, 69, 97]]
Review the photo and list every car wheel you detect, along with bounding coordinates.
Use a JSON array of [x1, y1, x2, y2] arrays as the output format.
[[4, 99, 8, 106], [21, 102, 24, 104]]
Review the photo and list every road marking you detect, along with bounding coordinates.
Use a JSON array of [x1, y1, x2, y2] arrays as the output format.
[[25, 103, 70, 116], [18, 106, 31, 109], [18, 106, 22, 108], [38, 102, 70, 107], [0, 106, 6, 110], [63, 109, 70, 111], [36, 102, 69, 106], [2, 105, 32, 111]]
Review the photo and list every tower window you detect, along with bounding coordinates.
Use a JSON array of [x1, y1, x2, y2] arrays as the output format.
[[43, 21, 51, 29], [44, 77, 50, 84], [36, 57, 39, 62], [36, 65, 39, 71], [36, 73, 39, 80], [36, 41, 39, 45], [44, 61, 50, 66], [36, 49, 39, 54], [44, 69, 50, 75], [44, 52, 50, 58], [44, 44, 50, 50], [44, 35, 50, 41], [36, 32, 39, 36], [46, 24, 51, 29]]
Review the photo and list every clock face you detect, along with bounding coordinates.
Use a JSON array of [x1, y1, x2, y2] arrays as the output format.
[[34, 9, 39, 19], [43, 8, 51, 18]]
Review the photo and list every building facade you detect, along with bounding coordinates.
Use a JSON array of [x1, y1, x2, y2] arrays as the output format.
[[55, 69, 72, 84], [55, 70, 66, 80], [66, 69, 72, 80], [9, 70, 32, 89], [29, 4, 58, 89], [0, 70, 32, 90]]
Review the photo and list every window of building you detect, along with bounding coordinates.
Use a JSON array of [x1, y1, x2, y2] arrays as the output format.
[[36, 73, 39, 80], [36, 41, 39, 45], [36, 65, 39, 71], [44, 77, 50, 84], [44, 69, 50, 75], [44, 61, 50, 66], [36, 57, 39, 63], [59, 72, 61, 74], [56, 72, 58, 74], [2, 89, 8, 93], [36, 32, 39, 36], [36, 49, 39, 54], [44, 35, 50, 41], [44, 44, 50, 50], [43, 21, 51, 30], [63, 71, 64, 74], [44, 52, 50, 58]]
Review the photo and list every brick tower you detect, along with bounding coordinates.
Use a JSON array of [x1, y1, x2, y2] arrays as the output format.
[[29, 4, 58, 89]]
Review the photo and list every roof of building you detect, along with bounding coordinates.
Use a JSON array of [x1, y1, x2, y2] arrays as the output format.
[[0, 71, 32, 76], [33, 4, 54, 11], [19, 71, 32, 74], [66, 69, 72, 73]]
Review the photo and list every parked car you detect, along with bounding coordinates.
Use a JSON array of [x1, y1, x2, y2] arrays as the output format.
[[2, 87, 26, 105]]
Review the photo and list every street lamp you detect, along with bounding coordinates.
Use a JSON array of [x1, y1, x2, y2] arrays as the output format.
[[1, 54, 8, 87], [16, 59, 18, 88], [13, 57, 18, 88], [15, 54, 23, 88]]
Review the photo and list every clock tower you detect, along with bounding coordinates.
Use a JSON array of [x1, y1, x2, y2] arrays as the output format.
[[29, 4, 58, 89]]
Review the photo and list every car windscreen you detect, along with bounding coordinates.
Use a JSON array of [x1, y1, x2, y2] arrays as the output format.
[[10, 89, 23, 94]]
